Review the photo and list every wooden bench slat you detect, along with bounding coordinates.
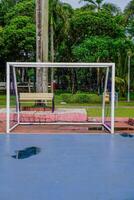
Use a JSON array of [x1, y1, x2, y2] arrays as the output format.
[[19, 92, 55, 112], [19, 93, 54, 100]]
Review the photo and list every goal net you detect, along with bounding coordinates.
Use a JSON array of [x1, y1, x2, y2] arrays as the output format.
[[6, 62, 115, 133]]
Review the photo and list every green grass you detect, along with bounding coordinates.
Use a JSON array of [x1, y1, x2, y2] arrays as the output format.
[[118, 101, 134, 107], [0, 94, 134, 118], [87, 107, 134, 117], [0, 95, 16, 107], [0, 94, 101, 107]]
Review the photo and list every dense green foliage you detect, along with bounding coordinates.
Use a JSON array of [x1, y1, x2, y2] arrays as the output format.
[[60, 93, 101, 103], [0, 0, 134, 96], [0, 0, 36, 61]]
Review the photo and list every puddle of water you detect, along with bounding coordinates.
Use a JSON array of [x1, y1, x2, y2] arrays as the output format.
[[120, 133, 134, 138], [12, 146, 41, 159]]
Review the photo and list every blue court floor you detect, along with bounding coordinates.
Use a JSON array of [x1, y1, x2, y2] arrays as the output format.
[[0, 134, 134, 200]]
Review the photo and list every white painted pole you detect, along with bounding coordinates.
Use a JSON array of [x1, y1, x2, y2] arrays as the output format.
[[13, 67, 20, 123], [127, 55, 130, 102], [102, 67, 109, 124], [7, 62, 114, 68], [6, 63, 10, 133], [111, 63, 115, 134]]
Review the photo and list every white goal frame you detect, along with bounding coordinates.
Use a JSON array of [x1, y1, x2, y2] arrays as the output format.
[[6, 62, 115, 133]]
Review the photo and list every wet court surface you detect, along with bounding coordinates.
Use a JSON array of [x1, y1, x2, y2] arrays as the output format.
[[0, 134, 134, 200]]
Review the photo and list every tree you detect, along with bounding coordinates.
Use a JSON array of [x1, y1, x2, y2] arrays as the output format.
[[0, 26, 5, 80], [124, 0, 134, 21], [49, 0, 73, 62], [42, 0, 49, 92], [72, 36, 134, 94], [0, 27, 4, 58], [65, 9, 133, 94], [0, 0, 18, 26], [124, 0, 134, 40], [1, 0, 36, 61], [49, 0, 73, 91], [102, 3, 121, 15], [72, 36, 115, 93], [69, 10, 124, 48], [5, 0, 35, 23], [80, 0, 104, 11], [36, 0, 49, 92], [2, 16, 36, 61], [0, 0, 134, 95], [36, 0, 72, 92], [0, 0, 36, 82], [80, 0, 121, 15], [124, 0, 134, 95]]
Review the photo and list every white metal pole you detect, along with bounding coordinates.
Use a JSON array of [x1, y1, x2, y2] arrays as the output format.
[[111, 63, 115, 134], [13, 67, 20, 123], [102, 67, 109, 124], [127, 55, 130, 102], [6, 63, 10, 133], [7, 62, 114, 68]]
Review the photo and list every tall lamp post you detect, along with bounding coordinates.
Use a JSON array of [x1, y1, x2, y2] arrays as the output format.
[[127, 51, 131, 102], [127, 51, 134, 102]]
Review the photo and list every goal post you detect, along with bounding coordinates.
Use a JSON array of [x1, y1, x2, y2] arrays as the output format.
[[6, 62, 115, 134]]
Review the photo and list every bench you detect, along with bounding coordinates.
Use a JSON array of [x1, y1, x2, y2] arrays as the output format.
[[105, 93, 109, 103], [19, 93, 55, 112], [0, 82, 6, 90]]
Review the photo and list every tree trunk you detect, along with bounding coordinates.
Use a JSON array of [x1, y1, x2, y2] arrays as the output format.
[[42, 0, 48, 92], [36, 0, 42, 92], [71, 69, 77, 94], [36, 0, 48, 92]]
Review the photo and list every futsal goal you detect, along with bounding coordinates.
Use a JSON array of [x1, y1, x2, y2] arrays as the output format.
[[6, 62, 115, 133]]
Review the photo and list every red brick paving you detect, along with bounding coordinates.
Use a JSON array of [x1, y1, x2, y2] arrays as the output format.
[[0, 121, 134, 134], [0, 111, 134, 134], [12, 125, 107, 134], [0, 121, 5, 133]]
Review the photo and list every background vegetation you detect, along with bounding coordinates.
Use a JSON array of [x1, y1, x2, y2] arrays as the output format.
[[0, 0, 134, 98]]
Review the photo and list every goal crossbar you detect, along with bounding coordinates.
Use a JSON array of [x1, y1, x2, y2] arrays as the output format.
[[6, 62, 115, 134], [7, 62, 114, 68]]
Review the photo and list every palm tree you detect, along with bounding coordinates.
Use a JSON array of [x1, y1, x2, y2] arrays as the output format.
[[80, 0, 104, 11], [102, 3, 121, 15], [124, 0, 134, 21], [80, 0, 121, 14], [36, 0, 72, 92], [49, 0, 73, 61], [49, 0, 73, 91], [36, 0, 49, 92], [42, 0, 49, 92]]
